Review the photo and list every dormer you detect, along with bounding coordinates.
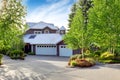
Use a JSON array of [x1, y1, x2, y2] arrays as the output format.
[[59, 26, 66, 35], [44, 28, 49, 34]]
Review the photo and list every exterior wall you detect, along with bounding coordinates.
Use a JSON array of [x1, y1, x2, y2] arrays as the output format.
[[43, 27, 57, 33], [33, 45, 36, 54], [24, 43, 31, 53], [57, 40, 73, 56], [57, 41, 81, 55], [57, 41, 66, 45], [73, 49, 81, 55], [57, 44, 59, 56], [25, 27, 57, 34]]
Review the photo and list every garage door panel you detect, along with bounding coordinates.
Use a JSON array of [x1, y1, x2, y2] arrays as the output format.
[[36, 45, 57, 55], [59, 45, 72, 57]]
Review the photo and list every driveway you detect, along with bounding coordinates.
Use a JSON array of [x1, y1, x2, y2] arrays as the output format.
[[0, 55, 120, 80]]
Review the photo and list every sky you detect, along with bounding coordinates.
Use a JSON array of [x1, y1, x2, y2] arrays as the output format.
[[23, 0, 76, 28]]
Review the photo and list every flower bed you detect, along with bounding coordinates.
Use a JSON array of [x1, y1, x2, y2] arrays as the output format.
[[68, 54, 96, 67]]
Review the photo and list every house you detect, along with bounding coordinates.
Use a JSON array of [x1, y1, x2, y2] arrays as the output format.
[[24, 21, 80, 57]]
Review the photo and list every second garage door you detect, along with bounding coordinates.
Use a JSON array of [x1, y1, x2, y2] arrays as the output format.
[[59, 45, 72, 57], [36, 45, 57, 55]]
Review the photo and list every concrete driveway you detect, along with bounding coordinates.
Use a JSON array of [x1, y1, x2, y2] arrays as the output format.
[[0, 55, 120, 80]]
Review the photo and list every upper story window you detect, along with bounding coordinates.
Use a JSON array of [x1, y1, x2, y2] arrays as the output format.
[[34, 31, 42, 34], [44, 29, 49, 34]]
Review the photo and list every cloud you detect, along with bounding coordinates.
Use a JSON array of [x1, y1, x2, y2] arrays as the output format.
[[26, 0, 75, 28]]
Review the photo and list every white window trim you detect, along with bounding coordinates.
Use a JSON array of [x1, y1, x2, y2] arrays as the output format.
[[34, 31, 42, 34]]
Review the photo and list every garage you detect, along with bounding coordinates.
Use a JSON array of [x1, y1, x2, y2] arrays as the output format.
[[59, 45, 72, 57], [36, 45, 57, 55]]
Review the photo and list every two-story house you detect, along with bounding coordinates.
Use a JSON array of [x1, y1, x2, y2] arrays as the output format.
[[24, 21, 79, 57]]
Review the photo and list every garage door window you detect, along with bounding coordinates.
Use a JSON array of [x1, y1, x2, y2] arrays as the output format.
[[61, 45, 66, 48], [37, 45, 56, 48]]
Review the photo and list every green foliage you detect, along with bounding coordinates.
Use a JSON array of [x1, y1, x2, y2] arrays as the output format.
[[0, 54, 3, 65], [64, 0, 93, 51], [10, 50, 25, 60], [99, 60, 113, 63], [85, 58, 96, 65], [70, 54, 82, 60], [88, 0, 120, 53], [28, 52, 35, 55], [70, 60, 77, 67], [0, 0, 26, 51], [100, 52, 114, 60], [110, 60, 120, 63], [68, 3, 77, 28]]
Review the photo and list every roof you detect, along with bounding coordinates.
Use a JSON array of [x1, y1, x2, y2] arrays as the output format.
[[59, 26, 66, 30], [29, 21, 58, 30], [23, 34, 63, 44], [27, 22, 37, 27]]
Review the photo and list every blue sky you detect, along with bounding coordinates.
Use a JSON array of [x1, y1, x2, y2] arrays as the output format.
[[23, 0, 76, 28]]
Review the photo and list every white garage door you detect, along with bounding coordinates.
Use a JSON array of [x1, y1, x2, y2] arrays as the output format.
[[36, 45, 57, 55], [59, 45, 72, 57]]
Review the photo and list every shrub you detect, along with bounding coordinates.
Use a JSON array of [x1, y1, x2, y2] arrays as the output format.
[[99, 60, 113, 63], [70, 54, 82, 60], [28, 52, 35, 55], [68, 53, 96, 67], [100, 52, 114, 60], [70, 60, 77, 67], [84, 53, 94, 58], [69, 58, 95, 67], [94, 51, 101, 56], [0, 54, 3, 65], [85, 58, 96, 65], [75, 59, 93, 67], [10, 50, 25, 60]]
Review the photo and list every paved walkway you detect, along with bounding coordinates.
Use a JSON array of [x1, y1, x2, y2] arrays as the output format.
[[0, 55, 120, 80]]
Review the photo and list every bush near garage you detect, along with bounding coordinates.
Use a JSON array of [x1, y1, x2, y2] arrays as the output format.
[[28, 52, 35, 55], [10, 50, 25, 60]]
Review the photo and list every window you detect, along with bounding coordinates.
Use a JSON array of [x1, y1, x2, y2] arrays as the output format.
[[34, 31, 42, 34], [61, 45, 66, 48], [44, 29, 49, 34], [29, 35, 36, 39]]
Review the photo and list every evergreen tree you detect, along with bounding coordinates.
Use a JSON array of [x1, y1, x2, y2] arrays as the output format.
[[68, 3, 77, 28]]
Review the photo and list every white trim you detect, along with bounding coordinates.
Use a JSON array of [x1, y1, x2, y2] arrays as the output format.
[[36, 44, 57, 55], [34, 31, 42, 34]]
